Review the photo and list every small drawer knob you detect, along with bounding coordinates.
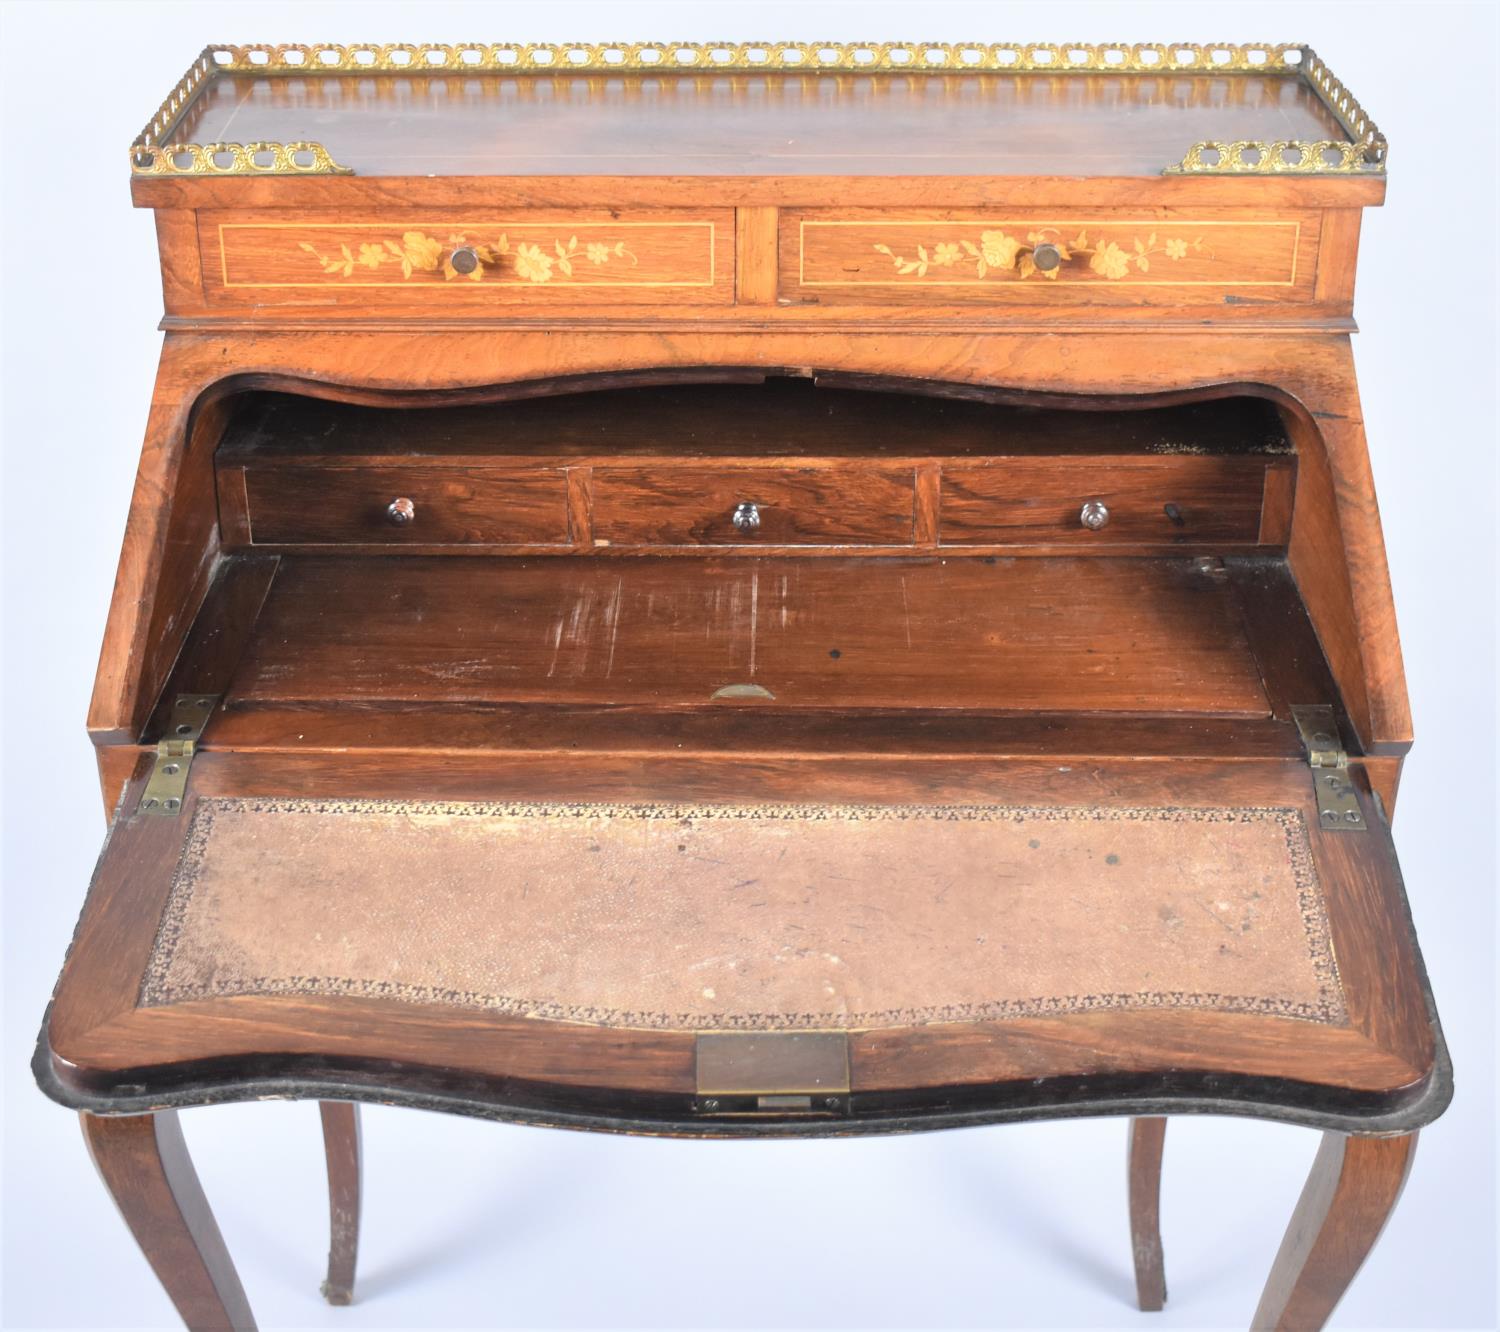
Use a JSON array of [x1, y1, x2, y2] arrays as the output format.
[[1032, 242, 1064, 272], [1079, 499, 1110, 531], [732, 501, 762, 532], [386, 497, 416, 525], [449, 246, 480, 275]]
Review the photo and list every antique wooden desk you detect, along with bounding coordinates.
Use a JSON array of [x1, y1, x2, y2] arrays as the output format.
[[35, 42, 1449, 1330]]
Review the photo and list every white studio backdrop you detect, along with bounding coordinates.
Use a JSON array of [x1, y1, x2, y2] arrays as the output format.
[[1, 2, 1494, 1329]]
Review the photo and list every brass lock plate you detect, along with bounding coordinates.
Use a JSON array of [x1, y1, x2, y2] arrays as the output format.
[[694, 1032, 851, 1116]]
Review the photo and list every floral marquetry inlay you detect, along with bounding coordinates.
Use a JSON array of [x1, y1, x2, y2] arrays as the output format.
[[873, 229, 1211, 282], [298, 231, 638, 283]]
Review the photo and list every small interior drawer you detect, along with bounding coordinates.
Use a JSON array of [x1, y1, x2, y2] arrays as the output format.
[[229, 464, 570, 547], [590, 466, 915, 547], [940, 457, 1284, 547]]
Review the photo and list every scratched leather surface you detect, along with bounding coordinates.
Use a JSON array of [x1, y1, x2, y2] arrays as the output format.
[[141, 799, 1345, 1029]]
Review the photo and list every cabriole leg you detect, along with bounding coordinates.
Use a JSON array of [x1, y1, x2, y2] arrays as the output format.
[[81, 1109, 256, 1331], [318, 1101, 362, 1305], [1128, 1116, 1168, 1311], [1251, 1131, 1417, 1331]]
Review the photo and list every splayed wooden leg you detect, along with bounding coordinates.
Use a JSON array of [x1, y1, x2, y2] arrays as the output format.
[[1251, 1131, 1417, 1331], [1128, 1116, 1168, 1311], [82, 1110, 256, 1331], [319, 1101, 362, 1306]]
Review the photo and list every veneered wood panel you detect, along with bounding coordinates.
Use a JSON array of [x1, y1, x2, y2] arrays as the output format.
[[786, 209, 1320, 307], [199, 210, 733, 308], [170, 70, 1354, 179], [227, 555, 1271, 715], [941, 456, 1281, 546], [590, 465, 915, 546], [236, 464, 570, 546]]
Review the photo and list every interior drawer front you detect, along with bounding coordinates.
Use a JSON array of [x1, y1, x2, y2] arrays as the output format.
[[941, 458, 1276, 546], [785, 210, 1318, 307], [591, 466, 915, 546], [238, 466, 570, 546]]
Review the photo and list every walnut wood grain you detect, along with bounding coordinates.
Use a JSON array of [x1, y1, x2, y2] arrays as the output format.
[[1128, 1117, 1168, 1312], [81, 1111, 256, 1331], [1251, 1132, 1417, 1331]]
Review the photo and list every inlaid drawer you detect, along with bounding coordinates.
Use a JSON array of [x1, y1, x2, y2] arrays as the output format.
[[941, 457, 1289, 547], [197, 210, 734, 310], [784, 210, 1320, 308], [590, 466, 915, 547], [223, 464, 571, 547]]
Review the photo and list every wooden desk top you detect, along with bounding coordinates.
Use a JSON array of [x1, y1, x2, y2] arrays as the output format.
[[132, 42, 1384, 187], [172, 70, 1350, 178]]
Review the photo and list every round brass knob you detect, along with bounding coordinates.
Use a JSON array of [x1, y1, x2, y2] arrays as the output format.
[[387, 497, 416, 525], [1032, 242, 1063, 272], [449, 247, 480, 275], [1079, 500, 1110, 531], [732, 501, 761, 532]]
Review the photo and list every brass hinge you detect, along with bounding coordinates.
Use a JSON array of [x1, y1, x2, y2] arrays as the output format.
[[1291, 705, 1366, 834], [694, 1032, 851, 1116], [138, 695, 217, 817]]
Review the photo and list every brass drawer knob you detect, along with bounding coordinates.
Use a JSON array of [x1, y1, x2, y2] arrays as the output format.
[[449, 246, 480, 275], [386, 497, 416, 525], [1079, 499, 1110, 531], [1032, 242, 1064, 272], [732, 501, 762, 532]]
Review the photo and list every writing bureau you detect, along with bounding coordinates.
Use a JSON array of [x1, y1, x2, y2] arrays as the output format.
[[35, 42, 1448, 1331]]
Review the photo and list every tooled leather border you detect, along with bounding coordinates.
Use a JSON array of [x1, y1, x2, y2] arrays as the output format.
[[140, 798, 1346, 1028]]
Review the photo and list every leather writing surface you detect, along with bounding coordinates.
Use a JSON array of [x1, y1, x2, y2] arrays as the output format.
[[143, 798, 1344, 1031]]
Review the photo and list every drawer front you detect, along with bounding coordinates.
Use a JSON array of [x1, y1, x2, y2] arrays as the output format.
[[941, 458, 1283, 546], [200, 210, 733, 309], [591, 466, 915, 547], [234, 465, 570, 546], [785, 210, 1319, 307]]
